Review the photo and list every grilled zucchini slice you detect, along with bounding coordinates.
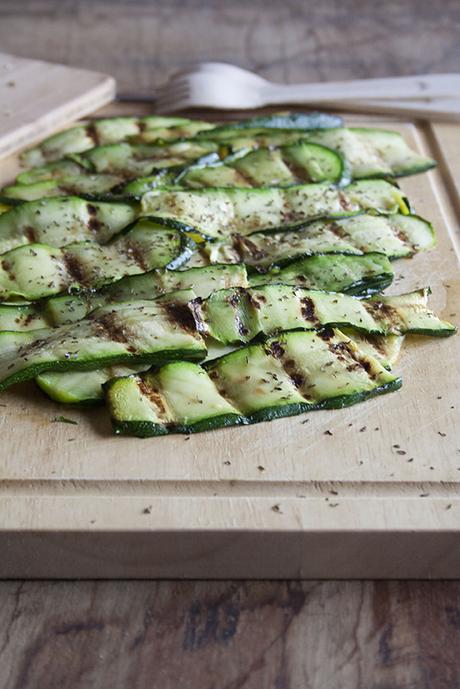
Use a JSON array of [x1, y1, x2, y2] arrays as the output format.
[[141, 180, 409, 239], [0, 220, 194, 300], [0, 197, 138, 254], [190, 286, 456, 344], [21, 117, 214, 166], [0, 299, 206, 393], [208, 213, 434, 266], [105, 329, 401, 437]]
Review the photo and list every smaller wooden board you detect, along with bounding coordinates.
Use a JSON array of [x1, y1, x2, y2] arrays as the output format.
[[0, 52, 115, 158]]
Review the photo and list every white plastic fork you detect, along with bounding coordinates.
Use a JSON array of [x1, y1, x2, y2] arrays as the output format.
[[154, 62, 460, 120]]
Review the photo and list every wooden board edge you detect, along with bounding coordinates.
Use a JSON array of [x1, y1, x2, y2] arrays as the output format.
[[426, 121, 460, 218], [1, 495, 460, 578], [0, 74, 116, 159]]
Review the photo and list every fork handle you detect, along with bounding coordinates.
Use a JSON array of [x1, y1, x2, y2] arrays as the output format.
[[319, 97, 460, 121], [264, 74, 460, 103]]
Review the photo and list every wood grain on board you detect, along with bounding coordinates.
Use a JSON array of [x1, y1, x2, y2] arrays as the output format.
[[0, 52, 115, 158], [0, 104, 459, 578]]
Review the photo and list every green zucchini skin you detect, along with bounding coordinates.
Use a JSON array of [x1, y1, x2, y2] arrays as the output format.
[[0, 263, 249, 332], [207, 113, 343, 133], [16, 141, 221, 188], [208, 213, 435, 266], [1, 175, 126, 201], [0, 252, 392, 331], [190, 286, 456, 344], [0, 221, 194, 301], [301, 128, 436, 179], [133, 142, 345, 192], [0, 197, 138, 254], [194, 126, 436, 179], [12, 125, 433, 203], [35, 327, 405, 407], [104, 329, 401, 437], [141, 180, 410, 239], [0, 300, 206, 393], [248, 252, 393, 296], [21, 117, 215, 167], [7, 141, 345, 200], [36, 364, 150, 405]]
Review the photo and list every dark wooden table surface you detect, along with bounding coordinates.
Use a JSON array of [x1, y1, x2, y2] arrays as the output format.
[[1, 1, 460, 687]]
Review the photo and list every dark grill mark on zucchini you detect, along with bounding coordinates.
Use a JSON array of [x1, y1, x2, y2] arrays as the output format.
[[86, 123, 100, 146], [328, 222, 347, 239], [328, 340, 375, 379], [88, 216, 103, 233], [338, 191, 353, 211], [24, 226, 37, 243], [248, 292, 263, 310], [283, 157, 309, 183], [1, 259, 15, 282], [138, 379, 167, 416], [62, 253, 88, 287], [391, 221, 414, 251], [123, 241, 149, 272], [237, 320, 250, 337], [364, 299, 400, 324], [91, 312, 135, 349], [300, 296, 317, 322], [228, 291, 241, 308], [188, 297, 205, 333], [233, 168, 258, 187], [236, 235, 266, 261], [86, 203, 103, 233], [17, 337, 47, 358], [163, 303, 196, 333], [318, 327, 335, 341], [282, 358, 305, 388], [268, 341, 285, 358]]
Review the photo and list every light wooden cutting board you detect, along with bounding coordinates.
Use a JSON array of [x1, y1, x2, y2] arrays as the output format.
[[0, 52, 115, 158], [0, 103, 459, 579]]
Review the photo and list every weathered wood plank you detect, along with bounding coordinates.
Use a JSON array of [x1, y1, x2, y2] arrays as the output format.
[[1, 580, 460, 689], [0, 0, 459, 95]]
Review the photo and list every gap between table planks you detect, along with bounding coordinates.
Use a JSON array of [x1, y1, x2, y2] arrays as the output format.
[[0, 104, 459, 578]]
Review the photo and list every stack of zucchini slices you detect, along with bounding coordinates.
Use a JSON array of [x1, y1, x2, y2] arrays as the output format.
[[0, 112, 455, 437]]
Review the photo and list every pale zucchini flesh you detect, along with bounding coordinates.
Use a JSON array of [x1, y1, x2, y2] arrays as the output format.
[[105, 329, 401, 437], [190, 286, 456, 344], [207, 213, 435, 267], [141, 180, 409, 239], [36, 327, 404, 407], [36, 364, 149, 405], [0, 253, 393, 331], [16, 140, 220, 186], [172, 141, 344, 188], [0, 300, 206, 393], [194, 126, 435, 179], [21, 117, 214, 167], [7, 141, 344, 201], [2, 175, 126, 201], [0, 197, 138, 254], [309, 127, 436, 178], [249, 252, 393, 296], [0, 220, 193, 301]]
